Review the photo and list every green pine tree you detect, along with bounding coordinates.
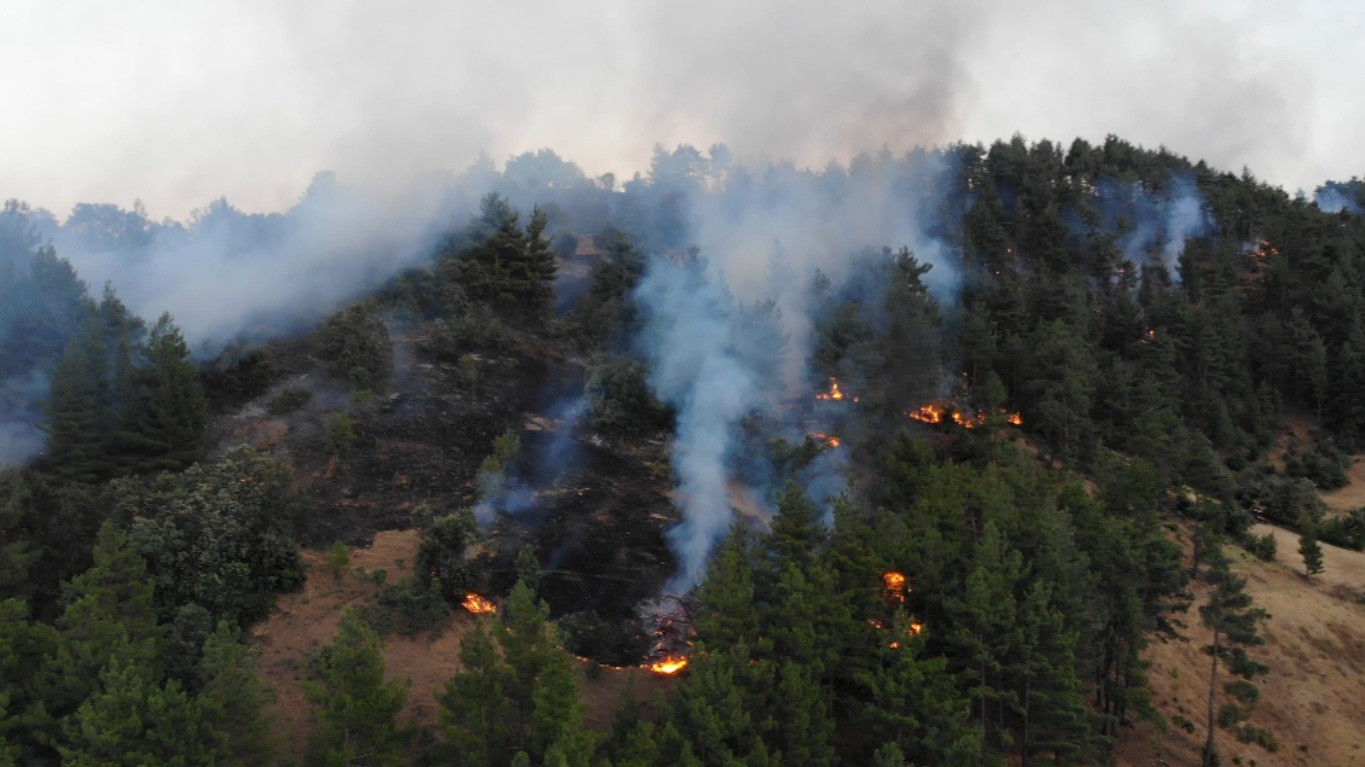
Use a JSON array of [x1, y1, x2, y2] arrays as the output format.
[[1297, 512, 1325, 578], [197, 621, 279, 766], [306, 608, 411, 767]]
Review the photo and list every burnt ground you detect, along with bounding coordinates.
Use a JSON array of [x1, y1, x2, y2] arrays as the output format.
[[211, 319, 679, 664]]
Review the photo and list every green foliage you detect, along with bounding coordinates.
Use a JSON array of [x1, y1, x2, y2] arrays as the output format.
[[1243, 531, 1277, 562], [266, 386, 313, 415], [325, 541, 350, 579], [115, 446, 304, 626], [363, 576, 449, 637], [416, 508, 483, 602], [197, 621, 279, 766], [1297, 513, 1325, 577], [1199, 547, 1271, 766], [437, 580, 592, 766], [441, 193, 559, 324], [586, 358, 673, 436], [318, 303, 393, 391], [307, 608, 412, 766], [323, 412, 356, 457]]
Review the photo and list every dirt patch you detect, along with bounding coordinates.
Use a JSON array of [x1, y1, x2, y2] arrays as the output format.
[[1117, 523, 1365, 767], [1322, 455, 1365, 515]]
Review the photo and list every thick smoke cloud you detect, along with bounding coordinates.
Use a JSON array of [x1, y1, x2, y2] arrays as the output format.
[[3, 2, 1362, 219]]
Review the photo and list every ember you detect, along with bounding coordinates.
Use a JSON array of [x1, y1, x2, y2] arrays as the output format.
[[462, 593, 497, 615]]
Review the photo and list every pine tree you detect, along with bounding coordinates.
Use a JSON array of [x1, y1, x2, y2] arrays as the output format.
[[437, 623, 514, 767], [44, 522, 163, 722], [1298, 512, 1325, 579], [121, 313, 207, 473], [44, 317, 111, 484], [1199, 548, 1270, 767], [307, 608, 411, 767], [59, 656, 210, 767], [197, 621, 278, 766]]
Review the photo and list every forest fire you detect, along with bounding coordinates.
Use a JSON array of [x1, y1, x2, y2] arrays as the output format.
[[462, 593, 497, 615], [810, 431, 841, 448], [648, 656, 690, 676], [815, 377, 857, 402], [1248, 240, 1279, 259], [644, 599, 693, 678], [908, 403, 947, 424], [883, 570, 908, 602], [910, 402, 1022, 430]]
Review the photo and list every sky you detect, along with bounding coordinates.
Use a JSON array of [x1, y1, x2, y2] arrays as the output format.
[[2, 0, 1362, 220]]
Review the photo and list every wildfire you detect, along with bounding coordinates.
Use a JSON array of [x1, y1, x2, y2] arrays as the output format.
[[909, 401, 1022, 430], [815, 377, 848, 401], [908, 403, 947, 424], [882, 571, 908, 602], [462, 593, 497, 615], [1248, 240, 1279, 259], [648, 656, 690, 676], [809, 431, 842, 448]]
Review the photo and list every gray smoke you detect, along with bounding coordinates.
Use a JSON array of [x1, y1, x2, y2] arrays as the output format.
[[633, 150, 957, 592], [0, 371, 49, 466], [40, 171, 484, 353], [1108, 175, 1211, 276], [1315, 186, 1362, 215]]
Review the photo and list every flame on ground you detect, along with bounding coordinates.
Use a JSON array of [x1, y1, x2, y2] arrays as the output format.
[[462, 593, 497, 615], [815, 377, 851, 402], [648, 656, 690, 676], [909, 402, 1022, 430], [809, 431, 842, 448], [908, 403, 946, 424]]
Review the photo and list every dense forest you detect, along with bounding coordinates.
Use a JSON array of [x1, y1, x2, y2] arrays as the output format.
[[2, 135, 1364, 766]]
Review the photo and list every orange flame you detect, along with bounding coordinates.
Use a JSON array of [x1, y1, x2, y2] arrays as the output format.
[[462, 593, 497, 615], [908, 403, 946, 424], [883, 571, 908, 603], [810, 432, 842, 448], [648, 656, 689, 675], [815, 377, 848, 401], [911, 401, 1022, 429]]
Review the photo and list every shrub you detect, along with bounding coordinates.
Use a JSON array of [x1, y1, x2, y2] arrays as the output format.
[[268, 386, 313, 415]]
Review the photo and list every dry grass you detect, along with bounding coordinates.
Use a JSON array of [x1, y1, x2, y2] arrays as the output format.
[[1117, 522, 1365, 767], [251, 530, 480, 763]]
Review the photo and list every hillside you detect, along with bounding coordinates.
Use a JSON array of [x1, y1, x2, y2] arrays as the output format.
[[6, 137, 1365, 765], [1117, 521, 1365, 767]]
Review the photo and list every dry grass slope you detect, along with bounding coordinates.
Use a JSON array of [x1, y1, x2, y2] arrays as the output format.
[[1118, 522, 1365, 767]]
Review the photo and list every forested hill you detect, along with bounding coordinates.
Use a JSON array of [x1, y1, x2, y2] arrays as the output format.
[[1, 135, 1364, 766]]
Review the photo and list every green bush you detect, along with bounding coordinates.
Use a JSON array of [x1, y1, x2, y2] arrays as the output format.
[[324, 412, 357, 457], [268, 386, 313, 415]]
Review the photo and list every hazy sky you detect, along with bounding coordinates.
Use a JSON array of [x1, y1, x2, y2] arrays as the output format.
[[3, 0, 1362, 219]]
